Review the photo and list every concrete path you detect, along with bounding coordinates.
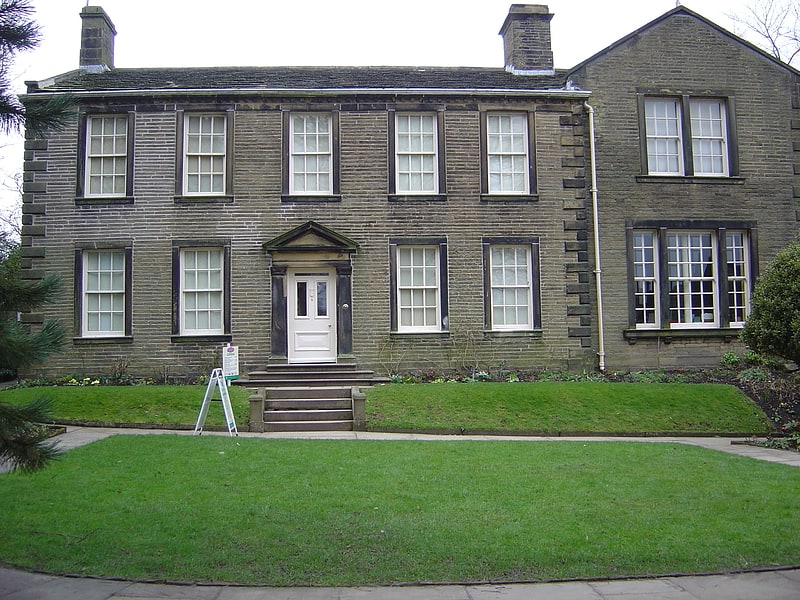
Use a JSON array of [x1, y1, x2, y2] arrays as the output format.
[[1, 426, 799, 599]]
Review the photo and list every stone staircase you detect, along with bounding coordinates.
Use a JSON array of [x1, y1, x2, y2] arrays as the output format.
[[235, 363, 389, 432]]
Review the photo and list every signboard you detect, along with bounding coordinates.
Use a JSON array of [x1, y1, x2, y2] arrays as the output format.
[[194, 368, 238, 436], [222, 344, 239, 380]]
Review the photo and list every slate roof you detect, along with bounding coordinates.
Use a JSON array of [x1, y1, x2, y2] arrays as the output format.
[[27, 65, 575, 95]]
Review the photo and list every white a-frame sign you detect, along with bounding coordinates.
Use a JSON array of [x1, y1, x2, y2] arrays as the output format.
[[194, 368, 238, 436]]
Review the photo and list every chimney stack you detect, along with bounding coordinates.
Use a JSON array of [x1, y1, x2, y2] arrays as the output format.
[[79, 6, 116, 71], [499, 4, 554, 74]]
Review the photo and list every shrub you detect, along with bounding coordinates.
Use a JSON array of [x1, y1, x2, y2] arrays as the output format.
[[741, 241, 800, 365]]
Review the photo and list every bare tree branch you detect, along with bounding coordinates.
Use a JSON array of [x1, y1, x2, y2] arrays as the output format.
[[728, 0, 800, 65]]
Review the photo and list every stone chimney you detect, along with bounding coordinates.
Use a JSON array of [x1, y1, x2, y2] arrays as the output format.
[[499, 4, 554, 74], [79, 6, 116, 71]]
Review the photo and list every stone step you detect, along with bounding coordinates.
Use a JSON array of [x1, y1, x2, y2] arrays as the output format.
[[266, 397, 352, 410], [243, 377, 378, 388], [265, 386, 352, 399], [265, 409, 353, 422], [263, 420, 353, 432]]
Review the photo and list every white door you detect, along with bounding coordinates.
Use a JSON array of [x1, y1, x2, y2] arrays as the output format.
[[288, 270, 336, 363]]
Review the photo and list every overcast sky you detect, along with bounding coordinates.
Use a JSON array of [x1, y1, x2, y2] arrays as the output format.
[[0, 0, 758, 217]]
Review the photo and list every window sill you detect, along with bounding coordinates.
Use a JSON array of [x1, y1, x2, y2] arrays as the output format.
[[480, 194, 539, 202], [73, 336, 133, 345], [75, 196, 134, 206], [635, 175, 745, 185], [281, 194, 342, 203], [623, 327, 742, 344], [390, 331, 450, 339], [388, 194, 447, 202], [171, 334, 232, 344], [483, 329, 543, 338], [174, 195, 234, 204]]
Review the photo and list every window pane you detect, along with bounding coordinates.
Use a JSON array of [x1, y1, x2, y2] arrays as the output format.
[[396, 114, 437, 193], [489, 245, 532, 329], [690, 99, 728, 175], [83, 250, 125, 336], [644, 99, 682, 175], [184, 115, 226, 195], [181, 248, 224, 334], [726, 231, 749, 325], [396, 245, 440, 331], [486, 114, 528, 193], [290, 113, 333, 194], [667, 232, 717, 326], [86, 116, 128, 197]]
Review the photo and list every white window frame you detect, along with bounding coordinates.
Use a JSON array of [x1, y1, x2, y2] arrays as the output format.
[[630, 227, 750, 330], [395, 113, 438, 194], [289, 113, 332, 195], [643, 97, 730, 177], [725, 231, 750, 327], [395, 245, 441, 332], [486, 113, 529, 194], [667, 232, 718, 328], [82, 249, 126, 337], [183, 114, 227, 195], [632, 231, 660, 329], [85, 115, 128, 197], [488, 245, 534, 331], [690, 99, 728, 176], [180, 248, 224, 335], [644, 100, 683, 175]]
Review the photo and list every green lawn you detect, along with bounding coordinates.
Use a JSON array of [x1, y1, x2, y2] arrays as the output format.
[[0, 384, 251, 428], [366, 382, 769, 434], [1, 435, 798, 585]]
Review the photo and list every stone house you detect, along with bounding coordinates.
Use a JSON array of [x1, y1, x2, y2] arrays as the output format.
[[567, 6, 800, 371], [20, 5, 594, 380], [18, 4, 800, 381]]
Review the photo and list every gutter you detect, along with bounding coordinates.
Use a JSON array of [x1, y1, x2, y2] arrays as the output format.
[[584, 101, 606, 372], [21, 86, 593, 100]]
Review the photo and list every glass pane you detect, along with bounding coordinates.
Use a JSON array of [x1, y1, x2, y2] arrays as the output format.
[[297, 282, 307, 317], [317, 281, 327, 317]]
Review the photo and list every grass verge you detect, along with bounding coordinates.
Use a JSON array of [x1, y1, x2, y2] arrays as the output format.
[[0, 435, 798, 585], [366, 382, 769, 434], [0, 385, 251, 428]]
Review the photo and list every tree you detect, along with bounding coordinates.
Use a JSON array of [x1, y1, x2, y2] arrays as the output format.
[[0, 0, 71, 472], [0, 0, 73, 136], [741, 241, 800, 365], [729, 0, 800, 66]]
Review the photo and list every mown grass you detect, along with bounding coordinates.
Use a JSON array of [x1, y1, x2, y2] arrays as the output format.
[[0, 385, 251, 428], [366, 382, 770, 434], [1, 435, 798, 585]]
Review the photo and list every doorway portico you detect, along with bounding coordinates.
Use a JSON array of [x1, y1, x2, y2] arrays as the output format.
[[264, 222, 358, 364]]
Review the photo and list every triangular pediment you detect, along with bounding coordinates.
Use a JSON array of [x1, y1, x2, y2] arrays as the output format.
[[263, 221, 358, 253]]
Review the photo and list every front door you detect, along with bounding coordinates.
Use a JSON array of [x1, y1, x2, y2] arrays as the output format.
[[288, 270, 336, 363]]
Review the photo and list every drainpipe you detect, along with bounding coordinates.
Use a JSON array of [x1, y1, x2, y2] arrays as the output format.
[[584, 101, 606, 372]]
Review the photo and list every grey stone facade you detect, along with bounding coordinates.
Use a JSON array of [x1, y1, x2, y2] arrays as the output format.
[[568, 7, 800, 370], [19, 6, 598, 380], [18, 5, 800, 379]]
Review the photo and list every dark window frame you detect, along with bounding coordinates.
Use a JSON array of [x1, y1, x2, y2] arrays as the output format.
[[388, 236, 449, 333], [479, 110, 538, 201], [73, 242, 133, 340], [76, 111, 135, 203], [175, 110, 235, 203], [388, 108, 447, 201], [624, 219, 757, 333], [482, 236, 542, 331], [637, 93, 739, 178], [171, 239, 232, 341], [281, 109, 341, 202]]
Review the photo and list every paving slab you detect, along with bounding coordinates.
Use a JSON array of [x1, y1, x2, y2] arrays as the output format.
[[469, 581, 604, 599], [0, 574, 131, 600], [666, 570, 800, 600]]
